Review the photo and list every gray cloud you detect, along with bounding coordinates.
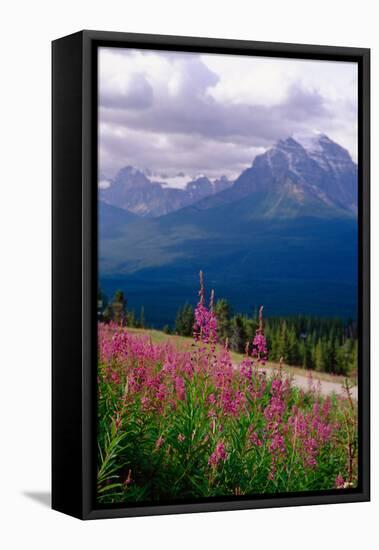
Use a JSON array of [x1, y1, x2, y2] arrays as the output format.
[[99, 49, 356, 180], [100, 127, 262, 179]]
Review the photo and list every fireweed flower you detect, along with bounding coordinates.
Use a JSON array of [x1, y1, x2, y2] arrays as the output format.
[[249, 429, 263, 447], [155, 436, 165, 449], [174, 376, 185, 400], [240, 357, 253, 381], [222, 390, 246, 416], [252, 306, 268, 362], [269, 433, 286, 454], [208, 441, 227, 466], [207, 393, 217, 405], [287, 404, 335, 471], [264, 396, 285, 423], [271, 378, 283, 395], [110, 330, 129, 361], [193, 271, 218, 347], [335, 475, 345, 489], [156, 384, 167, 401], [109, 371, 121, 384], [140, 396, 150, 410], [303, 437, 318, 468]]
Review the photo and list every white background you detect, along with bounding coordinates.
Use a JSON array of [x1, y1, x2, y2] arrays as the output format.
[[0, 1, 376, 548]]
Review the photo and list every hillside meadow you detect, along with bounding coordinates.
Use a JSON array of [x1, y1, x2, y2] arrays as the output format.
[[97, 276, 357, 504]]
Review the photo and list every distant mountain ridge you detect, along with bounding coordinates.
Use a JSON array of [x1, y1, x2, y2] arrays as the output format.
[[100, 167, 233, 217]]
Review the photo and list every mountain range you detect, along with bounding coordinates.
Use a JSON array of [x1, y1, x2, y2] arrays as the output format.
[[100, 167, 233, 217], [99, 133, 358, 326], [194, 134, 357, 214]]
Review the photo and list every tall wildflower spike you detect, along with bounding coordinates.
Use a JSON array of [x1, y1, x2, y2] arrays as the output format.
[[210, 289, 215, 310], [252, 305, 268, 362], [259, 305, 264, 332], [199, 270, 205, 305], [193, 271, 218, 347]]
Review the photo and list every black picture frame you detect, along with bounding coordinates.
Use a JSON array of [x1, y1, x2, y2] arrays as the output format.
[[52, 30, 370, 520]]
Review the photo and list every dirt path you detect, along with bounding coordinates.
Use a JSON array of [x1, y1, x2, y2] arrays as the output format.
[[290, 373, 358, 400], [235, 363, 358, 400]]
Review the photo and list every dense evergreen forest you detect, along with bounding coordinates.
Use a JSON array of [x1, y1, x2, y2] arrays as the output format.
[[174, 300, 357, 376]]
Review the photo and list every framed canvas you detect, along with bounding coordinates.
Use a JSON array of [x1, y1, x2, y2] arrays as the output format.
[[52, 30, 370, 520]]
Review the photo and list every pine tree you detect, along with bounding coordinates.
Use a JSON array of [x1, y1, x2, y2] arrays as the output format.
[[125, 309, 136, 328], [112, 289, 126, 324], [303, 336, 314, 369], [277, 321, 288, 361], [114, 290, 125, 303], [214, 298, 232, 343], [229, 315, 247, 353], [175, 304, 194, 336], [349, 340, 358, 376], [287, 326, 299, 365], [314, 339, 325, 372]]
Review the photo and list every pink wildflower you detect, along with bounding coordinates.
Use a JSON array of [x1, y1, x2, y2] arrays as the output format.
[[155, 436, 165, 449], [240, 357, 253, 381], [156, 383, 167, 401], [208, 441, 227, 466], [141, 396, 150, 410], [110, 371, 120, 384], [264, 396, 285, 422], [335, 475, 345, 489], [252, 306, 268, 362], [249, 430, 263, 447], [193, 271, 218, 346], [207, 393, 217, 405], [269, 433, 286, 454], [174, 376, 185, 400]]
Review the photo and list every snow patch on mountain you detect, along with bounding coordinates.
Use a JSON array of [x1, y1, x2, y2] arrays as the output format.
[[292, 130, 325, 154], [156, 175, 189, 189]]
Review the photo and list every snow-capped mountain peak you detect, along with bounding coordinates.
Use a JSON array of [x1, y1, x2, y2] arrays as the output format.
[[292, 131, 326, 154]]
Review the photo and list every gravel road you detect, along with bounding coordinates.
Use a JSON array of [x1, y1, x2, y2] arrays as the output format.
[[290, 373, 358, 400]]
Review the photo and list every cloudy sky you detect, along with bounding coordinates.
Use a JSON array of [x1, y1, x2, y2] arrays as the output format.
[[99, 47, 358, 185]]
